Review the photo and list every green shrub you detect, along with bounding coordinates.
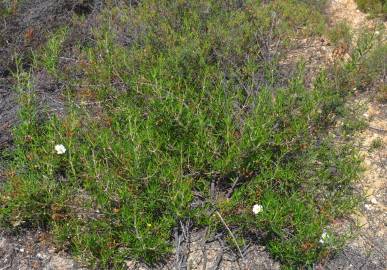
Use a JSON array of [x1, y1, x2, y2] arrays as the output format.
[[355, 0, 386, 17], [376, 84, 387, 102], [331, 28, 386, 93], [0, 1, 369, 269], [326, 21, 353, 47], [0, 0, 17, 17], [36, 27, 68, 75]]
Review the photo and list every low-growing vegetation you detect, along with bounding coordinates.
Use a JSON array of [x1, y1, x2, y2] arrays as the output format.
[[0, 0, 384, 269], [0, 0, 17, 17], [326, 21, 353, 47], [355, 0, 387, 18]]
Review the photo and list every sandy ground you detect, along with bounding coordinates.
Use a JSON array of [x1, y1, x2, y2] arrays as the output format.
[[322, 99, 387, 270], [321, 0, 387, 269]]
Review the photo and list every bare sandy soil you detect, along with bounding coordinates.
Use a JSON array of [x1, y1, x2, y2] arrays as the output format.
[[322, 1, 387, 269]]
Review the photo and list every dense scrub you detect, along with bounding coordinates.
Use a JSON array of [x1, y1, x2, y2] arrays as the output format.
[[0, 0, 384, 269]]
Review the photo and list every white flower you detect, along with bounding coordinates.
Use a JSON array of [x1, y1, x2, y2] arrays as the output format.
[[319, 229, 329, 244], [55, 144, 66, 155], [252, 204, 263, 215]]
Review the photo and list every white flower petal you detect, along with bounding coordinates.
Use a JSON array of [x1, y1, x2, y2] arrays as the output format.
[[319, 229, 329, 244], [55, 144, 67, 155], [252, 204, 263, 215]]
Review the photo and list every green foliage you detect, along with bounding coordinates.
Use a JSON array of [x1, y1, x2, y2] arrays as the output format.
[[0, 1, 373, 269], [0, 0, 17, 17], [355, 0, 386, 17], [332, 27, 386, 92], [326, 21, 353, 47], [37, 27, 68, 75], [369, 137, 383, 151], [376, 84, 387, 102]]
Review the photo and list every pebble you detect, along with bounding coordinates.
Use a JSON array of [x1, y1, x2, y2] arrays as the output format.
[[37, 252, 46, 260], [370, 197, 378, 205]]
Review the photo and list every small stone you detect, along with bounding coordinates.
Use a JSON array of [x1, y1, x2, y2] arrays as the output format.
[[19, 248, 25, 253], [126, 260, 135, 269], [370, 197, 378, 205], [37, 252, 46, 260], [364, 204, 373, 210]]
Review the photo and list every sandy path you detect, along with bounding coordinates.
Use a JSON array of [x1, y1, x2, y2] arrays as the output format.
[[322, 0, 387, 269], [328, 0, 374, 29]]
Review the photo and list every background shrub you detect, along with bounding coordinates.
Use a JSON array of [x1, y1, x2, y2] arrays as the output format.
[[355, 0, 386, 17]]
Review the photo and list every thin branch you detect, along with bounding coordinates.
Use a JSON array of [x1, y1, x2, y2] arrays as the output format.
[[209, 248, 224, 270], [368, 126, 387, 133], [201, 227, 209, 270], [226, 177, 240, 199], [215, 211, 244, 260]]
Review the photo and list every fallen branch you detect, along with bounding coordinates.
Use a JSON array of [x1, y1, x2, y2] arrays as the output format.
[[215, 211, 244, 260], [201, 227, 209, 270], [368, 126, 387, 133]]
